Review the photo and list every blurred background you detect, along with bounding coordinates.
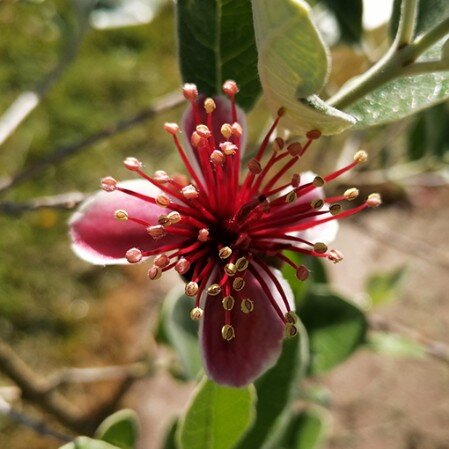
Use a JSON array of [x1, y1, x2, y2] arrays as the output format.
[[0, 0, 448, 448]]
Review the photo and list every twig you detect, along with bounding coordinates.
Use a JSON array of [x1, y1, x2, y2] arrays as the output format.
[[0, 91, 184, 194], [47, 361, 152, 389], [0, 397, 72, 443], [369, 314, 449, 366], [0, 191, 87, 216], [0, 340, 85, 433]]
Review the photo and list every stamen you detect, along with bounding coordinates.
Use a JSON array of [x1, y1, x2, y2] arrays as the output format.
[[190, 307, 203, 320], [154, 253, 170, 268], [296, 265, 309, 281], [163, 122, 179, 135], [175, 258, 191, 274], [123, 157, 142, 171], [182, 184, 200, 200], [224, 263, 237, 276], [125, 248, 142, 263], [156, 193, 171, 207], [219, 246, 232, 259], [207, 284, 222, 296], [221, 123, 232, 139], [204, 97, 216, 114], [328, 249, 344, 263], [344, 187, 359, 200], [154, 170, 170, 184], [313, 242, 328, 254], [367, 193, 382, 207], [285, 311, 297, 324], [148, 266, 162, 280], [168, 211, 182, 224], [240, 298, 254, 314], [222, 295, 235, 311], [101, 176, 117, 192], [185, 281, 199, 297], [182, 83, 198, 101], [198, 228, 210, 242], [284, 323, 298, 338], [114, 210, 128, 221], [221, 324, 235, 341], [232, 277, 245, 291], [235, 257, 249, 272], [286, 142, 302, 156], [147, 225, 167, 240]]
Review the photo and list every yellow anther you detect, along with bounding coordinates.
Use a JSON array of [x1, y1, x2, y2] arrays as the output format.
[[219, 246, 232, 259], [240, 298, 254, 314], [354, 150, 368, 163], [235, 257, 249, 272], [207, 284, 221, 296], [222, 296, 235, 311], [313, 242, 328, 254], [167, 211, 181, 224], [285, 190, 297, 203], [367, 193, 382, 208], [311, 199, 324, 209], [190, 307, 203, 320], [224, 263, 237, 277], [284, 323, 298, 338], [185, 281, 199, 297], [221, 123, 233, 139], [204, 97, 216, 113], [114, 209, 128, 221], [313, 176, 325, 187], [285, 311, 298, 324], [344, 187, 359, 200], [233, 277, 245, 291], [221, 324, 235, 341]]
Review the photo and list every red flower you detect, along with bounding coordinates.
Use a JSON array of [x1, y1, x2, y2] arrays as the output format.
[[70, 81, 380, 386]]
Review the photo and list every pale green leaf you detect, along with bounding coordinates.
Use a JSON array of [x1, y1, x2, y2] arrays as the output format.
[[177, 377, 256, 449], [95, 409, 139, 449], [368, 332, 426, 359], [162, 287, 202, 380], [367, 267, 406, 307], [252, 0, 355, 135]]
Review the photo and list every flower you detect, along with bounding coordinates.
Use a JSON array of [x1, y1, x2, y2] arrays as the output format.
[[69, 81, 380, 387]]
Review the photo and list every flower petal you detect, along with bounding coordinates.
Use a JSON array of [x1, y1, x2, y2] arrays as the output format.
[[69, 179, 186, 265], [182, 95, 248, 167], [200, 267, 293, 387]]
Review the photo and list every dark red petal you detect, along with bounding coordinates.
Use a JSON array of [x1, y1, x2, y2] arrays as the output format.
[[200, 267, 293, 387], [69, 180, 186, 264]]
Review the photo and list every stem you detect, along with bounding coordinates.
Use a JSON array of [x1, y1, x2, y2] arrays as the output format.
[[409, 16, 449, 59], [396, 0, 419, 47], [328, 3, 449, 110], [400, 60, 449, 76]]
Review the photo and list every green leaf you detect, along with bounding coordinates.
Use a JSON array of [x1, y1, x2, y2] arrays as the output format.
[[177, 377, 256, 449], [95, 409, 139, 449], [366, 266, 406, 307], [60, 437, 121, 449], [235, 328, 309, 449], [280, 409, 328, 449], [368, 332, 426, 359], [407, 102, 449, 160], [252, 0, 355, 135], [177, 0, 261, 110], [351, 0, 449, 127], [161, 287, 202, 380], [321, 0, 363, 44], [300, 287, 367, 375], [162, 419, 180, 449]]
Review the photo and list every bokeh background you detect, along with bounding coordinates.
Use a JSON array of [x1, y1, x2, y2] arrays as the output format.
[[1, 1, 448, 448]]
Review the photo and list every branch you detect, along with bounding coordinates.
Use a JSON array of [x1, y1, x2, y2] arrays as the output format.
[[0, 340, 85, 433], [0, 191, 87, 216], [368, 314, 449, 366], [0, 91, 184, 195], [0, 397, 72, 443], [396, 0, 419, 47]]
